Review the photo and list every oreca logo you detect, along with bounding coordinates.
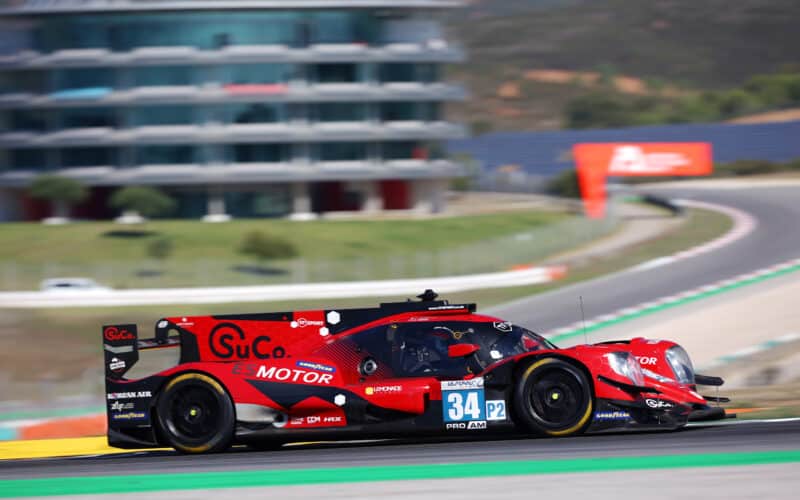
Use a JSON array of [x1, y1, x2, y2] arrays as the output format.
[[209, 323, 286, 360]]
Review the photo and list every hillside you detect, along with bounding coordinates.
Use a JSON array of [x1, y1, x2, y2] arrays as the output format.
[[442, 0, 800, 131]]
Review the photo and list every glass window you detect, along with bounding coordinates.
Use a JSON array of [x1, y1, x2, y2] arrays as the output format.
[[130, 106, 194, 126], [170, 191, 208, 219], [10, 110, 49, 132], [307, 11, 379, 45], [52, 68, 113, 91], [348, 322, 554, 378], [224, 188, 291, 218], [135, 145, 195, 165], [379, 102, 439, 122], [132, 66, 193, 87], [231, 143, 287, 163], [61, 147, 114, 167], [8, 149, 47, 170], [59, 108, 115, 129], [315, 102, 366, 122], [31, 12, 310, 53], [226, 64, 296, 85], [380, 64, 438, 83], [319, 142, 367, 161], [33, 16, 110, 52], [381, 102, 415, 121], [383, 142, 431, 160], [0, 21, 35, 55], [313, 63, 362, 83], [229, 103, 285, 124]]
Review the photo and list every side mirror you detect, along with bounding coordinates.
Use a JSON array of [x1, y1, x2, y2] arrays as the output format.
[[448, 343, 480, 358]]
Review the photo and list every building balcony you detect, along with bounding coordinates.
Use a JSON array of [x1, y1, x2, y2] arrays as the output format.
[[0, 121, 466, 148], [0, 82, 466, 109], [0, 159, 464, 188], [0, 43, 464, 70]]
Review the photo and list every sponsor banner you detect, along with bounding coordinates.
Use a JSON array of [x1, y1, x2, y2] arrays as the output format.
[[253, 365, 334, 385], [289, 415, 344, 427], [110, 411, 149, 422], [365, 385, 402, 396], [594, 410, 631, 421], [445, 420, 487, 430], [645, 398, 675, 409], [296, 360, 336, 373], [208, 323, 286, 360], [441, 377, 484, 391], [636, 356, 658, 366], [109, 401, 134, 411], [107, 391, 152, 400], [573, 142, 712, 218]]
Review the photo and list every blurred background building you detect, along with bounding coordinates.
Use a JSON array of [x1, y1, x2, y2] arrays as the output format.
[[0, 0, 466, 221]]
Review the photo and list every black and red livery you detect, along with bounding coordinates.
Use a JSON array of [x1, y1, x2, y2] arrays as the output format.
[[103, 291, 731, 453]]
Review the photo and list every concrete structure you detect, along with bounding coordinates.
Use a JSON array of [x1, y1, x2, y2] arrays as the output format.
[[0, 0, 466, 221]]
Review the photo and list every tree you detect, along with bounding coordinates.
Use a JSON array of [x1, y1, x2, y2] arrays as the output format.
[[28, 175, 88, 220], [110, 186, 176, 219], [238, 231, 298, 265]]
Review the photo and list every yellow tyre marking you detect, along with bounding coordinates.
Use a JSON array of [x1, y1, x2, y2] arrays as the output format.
[[522, 358, 594, 437]]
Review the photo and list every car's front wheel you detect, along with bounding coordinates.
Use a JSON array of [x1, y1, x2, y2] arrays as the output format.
[[156, 372, 235, 453], [513, 358, 593, 437]]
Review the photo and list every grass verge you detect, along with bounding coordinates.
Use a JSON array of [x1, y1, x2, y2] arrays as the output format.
[[0, 211, 585, 290]]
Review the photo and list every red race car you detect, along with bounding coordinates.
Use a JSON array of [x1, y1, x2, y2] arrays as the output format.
[[103, 290, 730, 454]]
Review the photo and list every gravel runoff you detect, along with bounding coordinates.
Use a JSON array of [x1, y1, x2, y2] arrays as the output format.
[[20, 463, 799, 500]]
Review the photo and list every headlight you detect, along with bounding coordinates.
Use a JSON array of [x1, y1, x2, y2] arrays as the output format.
[[641, 367, 674, 383], [605, 352, 645, 386], [665, 345, 695, 384]]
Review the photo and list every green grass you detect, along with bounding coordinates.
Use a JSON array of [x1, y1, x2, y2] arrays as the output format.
[[0, 212, 565, 263], [0, 211, 585, 290]]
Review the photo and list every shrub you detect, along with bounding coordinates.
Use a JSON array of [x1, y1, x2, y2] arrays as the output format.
[[110, 186, 176, 218], [146, 237, 173, 261], [238, 231, 298, 263], [546, 169, 581, 198]]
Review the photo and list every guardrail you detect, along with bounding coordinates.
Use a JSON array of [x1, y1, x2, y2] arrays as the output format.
[[0, 265, 566, 308]]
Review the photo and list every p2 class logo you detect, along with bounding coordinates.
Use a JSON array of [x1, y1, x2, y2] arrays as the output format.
[[208, 323, 286, 360]]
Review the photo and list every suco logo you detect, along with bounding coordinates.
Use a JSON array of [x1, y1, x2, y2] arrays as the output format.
[[104, 326, 135, 342], [209, 323, 286, 360]]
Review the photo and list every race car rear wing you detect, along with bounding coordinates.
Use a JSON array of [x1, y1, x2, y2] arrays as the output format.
[[102, 323, 181, 381]]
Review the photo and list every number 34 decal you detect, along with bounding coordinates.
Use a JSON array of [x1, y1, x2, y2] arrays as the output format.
[[441, 378, 506, 423]]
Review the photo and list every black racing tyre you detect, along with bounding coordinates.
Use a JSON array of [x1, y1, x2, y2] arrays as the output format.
[[156, 372, 235, 454], [513, 358, 593, 437]]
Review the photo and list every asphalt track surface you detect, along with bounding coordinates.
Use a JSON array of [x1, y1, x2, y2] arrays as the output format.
[[489, 183, 800, 332], [1, 420, 800, 480]]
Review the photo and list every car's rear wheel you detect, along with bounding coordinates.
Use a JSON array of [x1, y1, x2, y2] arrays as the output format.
[[156, 372, 235, 454], [514, 358, 593, 437]]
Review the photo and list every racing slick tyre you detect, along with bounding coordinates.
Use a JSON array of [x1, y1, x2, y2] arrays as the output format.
[[156, 372, 235, 454], [513, 358, 593, 437]]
